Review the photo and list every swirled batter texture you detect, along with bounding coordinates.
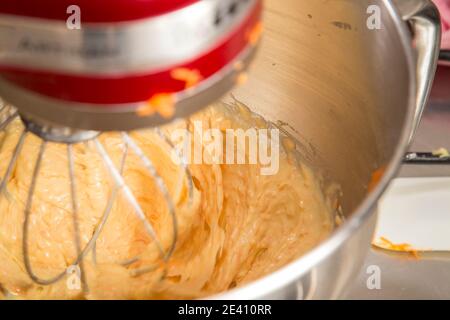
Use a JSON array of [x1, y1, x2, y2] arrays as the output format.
[[0, 102, 332, 299]]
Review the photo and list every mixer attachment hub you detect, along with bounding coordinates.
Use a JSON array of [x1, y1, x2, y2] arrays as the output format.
[[20, 116, 100, 144]]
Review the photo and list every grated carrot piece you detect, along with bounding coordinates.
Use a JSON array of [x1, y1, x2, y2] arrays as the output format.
[[246, 21, 263, 46], [136, 93, 176, 119], [367, 166, 386, 193], [233, 61, 244, 71], [171, 68, 203, 89], [236, 72, 249, 86], [373, 236, 420, 258]]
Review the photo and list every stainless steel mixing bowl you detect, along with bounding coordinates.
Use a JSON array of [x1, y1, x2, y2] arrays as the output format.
[[215, 0, 441, 299]]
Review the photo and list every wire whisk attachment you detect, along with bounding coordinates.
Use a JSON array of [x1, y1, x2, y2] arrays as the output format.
[[0, 103, 193, 297]]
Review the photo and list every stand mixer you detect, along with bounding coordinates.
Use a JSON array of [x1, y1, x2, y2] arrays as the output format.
[[0, 0, 262, 296]]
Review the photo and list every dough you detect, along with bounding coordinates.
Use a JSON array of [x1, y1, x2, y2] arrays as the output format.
[[0, 102, 333, 299]]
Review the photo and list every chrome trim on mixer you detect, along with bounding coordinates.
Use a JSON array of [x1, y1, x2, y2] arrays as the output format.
[[0, 0, 256, 75]]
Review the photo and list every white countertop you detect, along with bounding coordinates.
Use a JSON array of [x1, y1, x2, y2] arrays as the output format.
[[345, 100, 450, 300]]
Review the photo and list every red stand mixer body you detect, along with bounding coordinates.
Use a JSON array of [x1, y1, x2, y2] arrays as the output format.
[[0, 0, 262, 134]]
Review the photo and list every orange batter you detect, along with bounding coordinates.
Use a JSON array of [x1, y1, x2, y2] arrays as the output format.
[[0, 102, 333, 299]]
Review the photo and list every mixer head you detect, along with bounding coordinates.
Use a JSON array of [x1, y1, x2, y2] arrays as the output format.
[[0, 0, 262, 139], [0, 0, 262, 297]]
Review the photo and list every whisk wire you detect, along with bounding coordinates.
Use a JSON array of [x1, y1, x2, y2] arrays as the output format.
[[21, 141, 98, 288], [0, 110, 18, 132], [0, 129, 27, 195], [67, 144, 88, 294], [154, 128, 194, 206], [122, 132, 178, 260], [93, 138, 167, 265], [91, 142, 129, 265], [22, 140, 69, 285]]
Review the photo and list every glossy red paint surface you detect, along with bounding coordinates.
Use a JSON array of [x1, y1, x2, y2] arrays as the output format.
[[0, 0, 198, 22]]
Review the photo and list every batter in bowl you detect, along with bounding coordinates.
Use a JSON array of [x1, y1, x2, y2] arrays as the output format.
[[0, 100, 333, 299]]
